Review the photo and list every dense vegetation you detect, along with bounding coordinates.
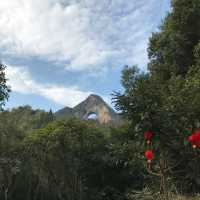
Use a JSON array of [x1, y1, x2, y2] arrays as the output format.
[[0, 0, 200, 199], [114, 0, 200, 198], [0, 63, 10, 110], [0, 107, 146, 200]]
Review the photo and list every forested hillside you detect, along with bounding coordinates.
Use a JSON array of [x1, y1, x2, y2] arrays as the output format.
[[0, 106, 54, 132]]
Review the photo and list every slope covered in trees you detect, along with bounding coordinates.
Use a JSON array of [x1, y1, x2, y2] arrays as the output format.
[[0, 106, 54, 132]]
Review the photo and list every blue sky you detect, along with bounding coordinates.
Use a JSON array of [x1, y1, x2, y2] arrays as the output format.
[[0, 0, 171, 111]]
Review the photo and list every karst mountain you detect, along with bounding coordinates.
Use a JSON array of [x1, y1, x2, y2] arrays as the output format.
[[55, 94, 119, 124]]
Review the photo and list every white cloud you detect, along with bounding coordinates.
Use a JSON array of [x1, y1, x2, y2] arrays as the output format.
[[0, 0, 169, 72], [5, 65, 92, 107]]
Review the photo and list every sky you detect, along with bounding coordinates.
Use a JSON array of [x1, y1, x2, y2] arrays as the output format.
[[0, 0, 171, 112]]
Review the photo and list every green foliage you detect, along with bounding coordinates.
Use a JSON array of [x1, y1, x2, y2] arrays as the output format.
[[1, 0, 200, 199], [23, 119, 107, 200], [0, 115, 144, 200], [0, 106, 55, 132], [148, 0, 200, 79], [115, 65, 200, 192], [0, 63, 10, 109], [114, 0, 200, 195]]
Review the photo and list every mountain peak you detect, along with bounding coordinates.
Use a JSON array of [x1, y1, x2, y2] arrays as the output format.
[[88, 94, 101, 98], [86, 94, 104, 101], [55, 94, 119, 124], [80, 94, 105, 106]]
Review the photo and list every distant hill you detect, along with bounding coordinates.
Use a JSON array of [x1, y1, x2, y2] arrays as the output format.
[[0, 105, 54, 131], [55, 94, 120, 124]]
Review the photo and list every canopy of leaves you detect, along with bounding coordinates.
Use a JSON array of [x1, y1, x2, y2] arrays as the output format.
[[0, 106, 55, 132], [0, 63, 10, 109], [114, 0, 200, 194], [148, 0, 200, 79], [0, 112, 145, 200]]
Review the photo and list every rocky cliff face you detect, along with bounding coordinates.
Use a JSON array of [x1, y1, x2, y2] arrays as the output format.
[[55, 94, 119, 124]]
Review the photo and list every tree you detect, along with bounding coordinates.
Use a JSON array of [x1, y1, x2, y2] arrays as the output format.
[[0, 63, 10, 110], [0, 118, 22, 200], [0, 106, 55, 132], [148, 0, 200, 80], [21, 119, 109, 200], [114, 0, 200, 195], [114, 65, 200, 193], [16, 118, 144, 200]]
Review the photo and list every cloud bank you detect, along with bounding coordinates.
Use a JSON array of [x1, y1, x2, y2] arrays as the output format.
[[5, 65, 92, 107], [0, 0, 168, 72]]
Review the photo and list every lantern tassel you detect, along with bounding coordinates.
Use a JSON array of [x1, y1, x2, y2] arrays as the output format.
[[147, 160, 151, 170]]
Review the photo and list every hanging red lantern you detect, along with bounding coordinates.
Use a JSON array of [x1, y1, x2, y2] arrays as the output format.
[[188, 134, 197, 149], [144, 150, 153, 170], [144, 150, 153, 163], [194, 130, 200, 148], [144, 131, 153, 144], [188, 129, 200, 149]]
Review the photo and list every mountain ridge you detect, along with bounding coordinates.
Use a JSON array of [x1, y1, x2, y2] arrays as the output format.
[[55, 94, 119, 124]]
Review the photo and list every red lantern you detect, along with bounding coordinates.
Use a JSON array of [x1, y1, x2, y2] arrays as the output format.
[[188, 129, 200, 149], [188, 134, 197, 149], [144, 131, 153, 144], [144, 150, 153, 163]]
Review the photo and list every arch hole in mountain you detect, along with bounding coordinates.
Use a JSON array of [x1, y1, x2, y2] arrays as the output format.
[[87, 112, 98, 120]]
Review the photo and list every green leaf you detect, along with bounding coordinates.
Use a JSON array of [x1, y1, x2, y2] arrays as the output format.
[[184, 140, 189, 146]]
